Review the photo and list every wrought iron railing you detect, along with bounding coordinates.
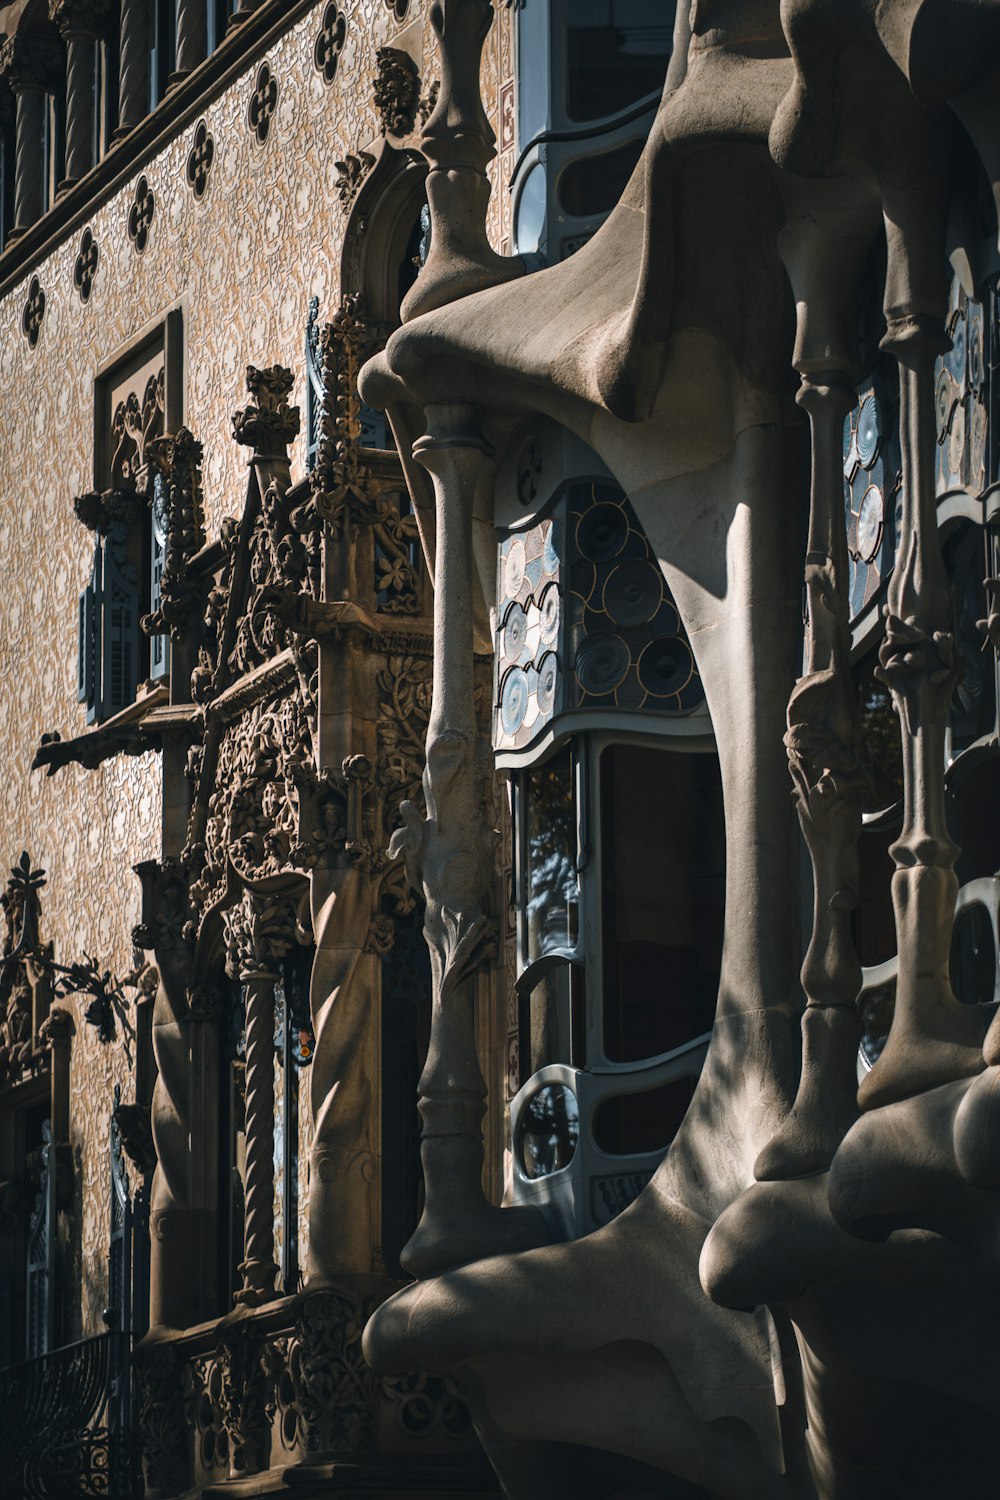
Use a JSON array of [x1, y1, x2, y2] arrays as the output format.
[[0, 1332, 136, 1499]]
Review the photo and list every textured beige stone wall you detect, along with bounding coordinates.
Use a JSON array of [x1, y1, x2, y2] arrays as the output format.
[[0, 0, 514, 1336]]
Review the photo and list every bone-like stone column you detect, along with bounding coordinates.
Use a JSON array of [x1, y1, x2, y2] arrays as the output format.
[[391, 403, 547, 1277], [174, 0, 207, 81], [0, 35, 62, 234], [115, 0, 149, 136], [857, 239, 987, 1108], [400, 0, 524, 323], [755, 202, 871, 1180], [235, 970, 278, 1306], [50, 0, 110, 188]]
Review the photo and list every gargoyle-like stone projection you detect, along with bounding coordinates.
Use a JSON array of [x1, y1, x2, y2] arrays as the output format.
[[356, 1, 1000, 1496]]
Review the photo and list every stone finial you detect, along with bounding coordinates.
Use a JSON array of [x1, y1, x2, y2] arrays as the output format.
[[400, 0, 524, 322], [231, 364, 300, 456]]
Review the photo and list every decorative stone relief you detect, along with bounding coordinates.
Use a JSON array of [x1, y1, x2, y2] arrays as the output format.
[[21, 275, 45, 348], [373, 46, 421, 138], [73, 228, 99, 304], [314, 2, 347, 86], [248, 61, 279, 147], [127, 175, 155, 255], [186, 120, 215, 201]]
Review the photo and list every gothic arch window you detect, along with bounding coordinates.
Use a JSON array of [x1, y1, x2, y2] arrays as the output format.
[[339, 146, 428, 326]]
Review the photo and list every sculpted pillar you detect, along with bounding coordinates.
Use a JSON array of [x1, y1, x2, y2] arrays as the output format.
[[50, 0, 110, 186], [116, 0, 149, 136], [755, 196, 872, 1179], [0, 34, 62, 233], [390, 403, 546, 1277], [174, 0, 207, 81]]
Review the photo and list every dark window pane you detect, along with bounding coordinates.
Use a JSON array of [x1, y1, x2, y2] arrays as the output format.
[[592, 1075, 696, 1156], [566, 1, 671, 123], [950, 905, 997, 1008], [855, 823, 898, 969], [524, 748, 578, 962], [557, 137, 643, 219], [601, 745, 724, 1062], [519, 1083, 580, 1179]]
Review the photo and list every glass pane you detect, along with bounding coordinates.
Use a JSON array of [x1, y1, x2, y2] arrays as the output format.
[[601, 745, 724, 1062], [524, 749, 579, 961], [518, 1084, 580, 1179], [860, 977, 895, 1069], [566, 1, 672, 123], [557, 138, 644, 218], [855, 823, 898, 968], [592, 1075, 697, 1155], [855, 651, 903, 814], [950, 905, 998, 1007]]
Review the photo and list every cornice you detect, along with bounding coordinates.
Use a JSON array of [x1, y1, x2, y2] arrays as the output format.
[[0, 0, 318, 301]]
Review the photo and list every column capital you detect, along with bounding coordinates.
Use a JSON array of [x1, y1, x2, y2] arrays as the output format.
[[48, 0, 111, 38], [0, 33, 63, 94]]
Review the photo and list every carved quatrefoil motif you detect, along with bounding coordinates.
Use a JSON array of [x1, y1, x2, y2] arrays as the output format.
[[21, 274, 45, 348], [186, 119, 215, 200], [385, 0, 409, 19], [248, 61, 278, 146], [127, 175, 155, 254], [74, 227, 99, 303], [314, 2, 347, 85]]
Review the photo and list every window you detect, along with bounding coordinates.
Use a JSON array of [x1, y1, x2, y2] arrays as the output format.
[[208, 0, 240, 54], [512, 0, 668, 261], [79, 313, 182, 724], [149, 0, 176, 111], [493, 445, 720, 1237]]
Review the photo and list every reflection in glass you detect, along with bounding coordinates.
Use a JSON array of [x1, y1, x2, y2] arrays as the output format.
[[519, 1084, 580, 1179], [859, 979, 895, 1069], [950, 905, 998, 1007], [593, 1075, 697, 1156], [524, 749, 578, 962], [566, 1, 672, 123], [600, 745, 724, 1062], [854, 652, 903, 813]]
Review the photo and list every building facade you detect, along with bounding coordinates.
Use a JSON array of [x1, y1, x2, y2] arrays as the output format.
[[2, 1, 1000, 1498]]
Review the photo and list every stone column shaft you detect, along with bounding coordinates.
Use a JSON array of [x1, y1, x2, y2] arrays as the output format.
[[116, 0, 149, 134], [174, 0, 207, 79], [61, 30, 97, 184], [234, 974, 278, 1306], [391, 403, 547, 1277], [13, 86, 46, 229]]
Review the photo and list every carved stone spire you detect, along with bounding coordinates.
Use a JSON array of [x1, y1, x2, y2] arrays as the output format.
[[400, 0, 524, 322]]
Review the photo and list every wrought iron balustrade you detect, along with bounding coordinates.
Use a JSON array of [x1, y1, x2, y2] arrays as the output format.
[[0, 1331, 136, 1499]]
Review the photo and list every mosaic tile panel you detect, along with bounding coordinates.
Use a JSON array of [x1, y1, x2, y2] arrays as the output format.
[[843, 357, 903, 623]]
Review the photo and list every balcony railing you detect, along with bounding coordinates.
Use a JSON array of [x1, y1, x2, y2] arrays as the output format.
[[0, 1331, 135, 1499]]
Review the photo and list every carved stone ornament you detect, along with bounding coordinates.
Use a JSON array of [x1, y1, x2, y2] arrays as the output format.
[[278, 1289, 377, 1455], [0, 34, 62, 94], [138, 1345, 189, 1495], [248, 61, 278, 147], [142, 427, 207, 640], [21, 276, 45, 349], [314, 1, 346, 86], [127, 175, 155, 254], [73, 226, 99, 303], [373, 46, 421, 138], [48, 0, 111, 35], [231, 364, 300, 457], [186, 119, 214, 200], [112, 1098, 157, 1176], [333, 150, 375, 210]]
